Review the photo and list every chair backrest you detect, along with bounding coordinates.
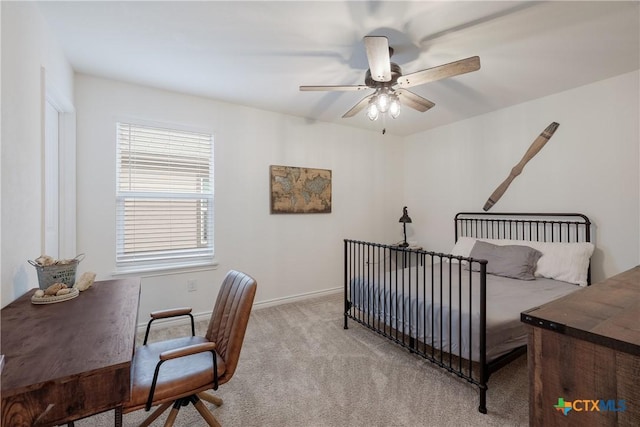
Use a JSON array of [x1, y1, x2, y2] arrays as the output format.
[[205, 270, 257, 382]]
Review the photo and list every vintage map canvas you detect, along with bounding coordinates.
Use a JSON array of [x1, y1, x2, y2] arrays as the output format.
[[270, 165, 332, 213]]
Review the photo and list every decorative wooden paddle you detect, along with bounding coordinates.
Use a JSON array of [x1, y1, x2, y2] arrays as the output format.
[[483, 122, 559, 211]]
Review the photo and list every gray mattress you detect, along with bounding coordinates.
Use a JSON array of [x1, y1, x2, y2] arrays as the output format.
[[349, 263, 579, 362]]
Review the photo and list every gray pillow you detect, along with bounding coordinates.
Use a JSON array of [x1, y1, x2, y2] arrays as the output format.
[[466, 241, 542, 280]]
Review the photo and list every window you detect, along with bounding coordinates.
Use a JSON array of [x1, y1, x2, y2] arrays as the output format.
[[116, 122, 214, 271]]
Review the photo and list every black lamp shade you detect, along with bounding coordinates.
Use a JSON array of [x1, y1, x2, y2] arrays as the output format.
[[399, 206, 412, 223]]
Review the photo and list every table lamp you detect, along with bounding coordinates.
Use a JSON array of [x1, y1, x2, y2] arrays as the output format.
[[398, 206, 412, 247]]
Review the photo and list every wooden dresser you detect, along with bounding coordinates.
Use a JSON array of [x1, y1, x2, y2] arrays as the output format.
[[522, 266, 639, 427]]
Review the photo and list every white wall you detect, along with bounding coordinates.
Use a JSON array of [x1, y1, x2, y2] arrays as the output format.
[[3, 3, 637, 314], [75, 74, 404, 317], [1, 2, 74, 307], [404, 71, 640, 283]]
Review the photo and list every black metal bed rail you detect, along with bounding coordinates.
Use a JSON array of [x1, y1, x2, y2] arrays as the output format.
[[343, 239, 489, 412]]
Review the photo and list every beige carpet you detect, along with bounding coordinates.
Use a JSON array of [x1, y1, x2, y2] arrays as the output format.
[[76, 292, 528, 426]]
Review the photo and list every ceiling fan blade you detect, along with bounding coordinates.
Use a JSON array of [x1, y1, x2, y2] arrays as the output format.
[[300, 85, 369, 92], [396, 56, 480, 88], [395, 89, 435, 112], [364, 36, 391, 82], [342, 94, 374, 118]]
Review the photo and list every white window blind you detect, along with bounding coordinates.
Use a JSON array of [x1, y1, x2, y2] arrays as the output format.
[[116, 122, 214, 270]]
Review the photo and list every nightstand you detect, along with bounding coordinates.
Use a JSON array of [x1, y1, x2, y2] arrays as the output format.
[[389, 245, 423, 269]]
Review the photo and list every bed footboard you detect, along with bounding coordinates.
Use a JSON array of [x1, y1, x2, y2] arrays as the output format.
[[343, 240, 490, 412]]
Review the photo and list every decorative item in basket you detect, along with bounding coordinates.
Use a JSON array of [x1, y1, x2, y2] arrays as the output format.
[[28, 254, 85, 290]]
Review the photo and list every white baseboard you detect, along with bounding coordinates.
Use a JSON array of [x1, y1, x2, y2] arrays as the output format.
[[252, 286, 341, 310], [137, 286, 342, 333]]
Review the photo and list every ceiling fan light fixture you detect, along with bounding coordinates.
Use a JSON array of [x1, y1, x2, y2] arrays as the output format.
[[377, 91, 390, 113], [389, 96, 401, 119], [367, 101, 379, 121]]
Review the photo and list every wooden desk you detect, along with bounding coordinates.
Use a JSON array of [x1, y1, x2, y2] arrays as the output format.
[[1, 278, 141, 427], [521, 266, 640, 426]]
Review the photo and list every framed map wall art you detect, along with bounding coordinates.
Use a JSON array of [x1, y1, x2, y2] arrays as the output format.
[[270, 165, 332, 214]]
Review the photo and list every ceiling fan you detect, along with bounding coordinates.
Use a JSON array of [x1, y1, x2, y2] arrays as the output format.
[[300, 36, 480, 121]]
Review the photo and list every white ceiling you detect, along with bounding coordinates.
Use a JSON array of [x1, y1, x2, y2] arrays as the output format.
[[37, 1, 640, 137]]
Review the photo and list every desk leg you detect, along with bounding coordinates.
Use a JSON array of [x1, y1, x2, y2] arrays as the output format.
[[115, 407, 123, 427]]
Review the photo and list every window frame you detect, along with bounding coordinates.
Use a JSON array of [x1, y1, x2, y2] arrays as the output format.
[[114, 120, 215, 274]]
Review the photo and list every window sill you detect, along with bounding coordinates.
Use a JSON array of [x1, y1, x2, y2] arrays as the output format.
[[111, 260, 219, 278]]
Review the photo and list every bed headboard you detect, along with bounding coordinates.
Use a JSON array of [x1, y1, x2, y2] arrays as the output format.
[[454, 212, 593, 285], [455, 212, 591, 244]]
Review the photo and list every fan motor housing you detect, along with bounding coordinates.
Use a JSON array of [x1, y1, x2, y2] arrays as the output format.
[[365, 62, 402, 88]]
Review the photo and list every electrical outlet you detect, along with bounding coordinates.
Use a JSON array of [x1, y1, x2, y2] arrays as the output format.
[[187, 280, 197, 292]]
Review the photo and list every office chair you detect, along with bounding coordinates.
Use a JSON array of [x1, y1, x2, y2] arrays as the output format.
[[123, 270, 257, 426]]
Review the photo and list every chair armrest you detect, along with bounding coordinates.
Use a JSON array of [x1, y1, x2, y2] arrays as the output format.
[[144, 307, 195, 345], [146, 342, 218, 411], [150, 307, 192, 320], [160, 342, 216, 361]]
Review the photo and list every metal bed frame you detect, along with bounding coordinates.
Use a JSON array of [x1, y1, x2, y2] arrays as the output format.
[[343, 212, 592, 414]]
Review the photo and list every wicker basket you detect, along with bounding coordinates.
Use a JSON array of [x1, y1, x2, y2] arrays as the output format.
[[28, 254, 85, 290]]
